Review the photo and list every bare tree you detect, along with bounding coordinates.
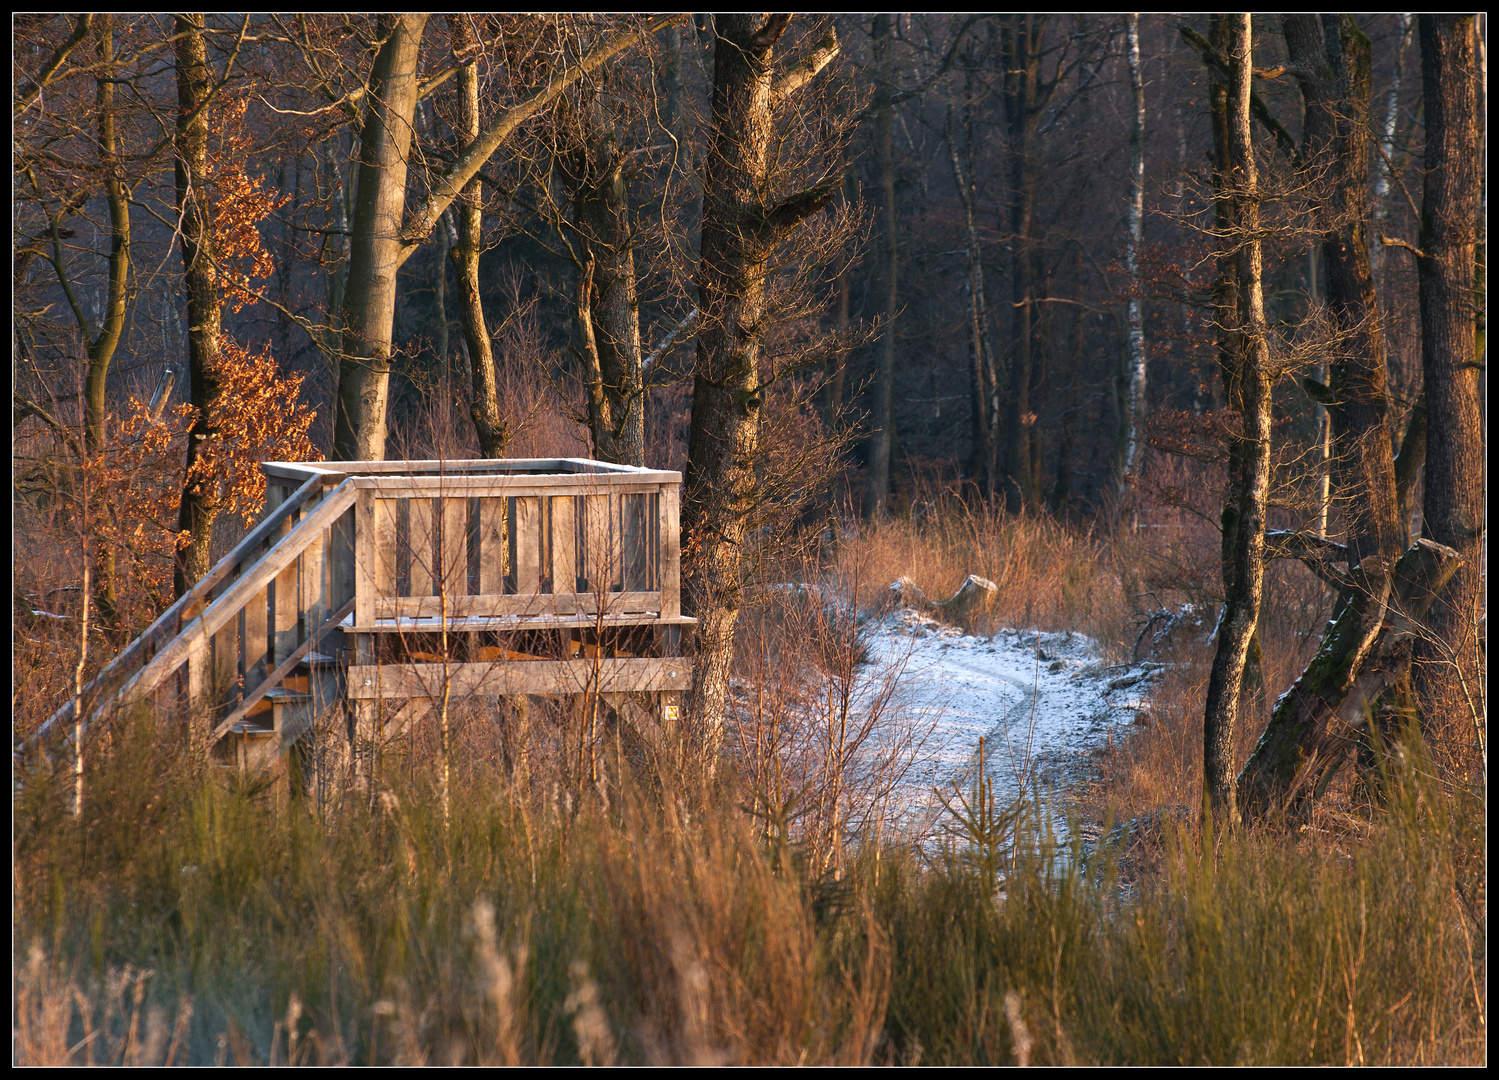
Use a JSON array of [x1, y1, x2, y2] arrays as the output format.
[[331, 16, 670, 462], [1120, 13, 1148, 490], [681, 14, 846, 758], [1412, 15, 1485, 753], [1201, 15, 1271, 823], [173, 14, 226, 596]]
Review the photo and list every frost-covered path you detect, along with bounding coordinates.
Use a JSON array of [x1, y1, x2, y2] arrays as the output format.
[[864, 607, 1161, 832]]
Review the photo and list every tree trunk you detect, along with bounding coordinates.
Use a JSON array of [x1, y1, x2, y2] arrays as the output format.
[[865, 13, 897, 519], [90, 15, 130, 621], [331, 14, 428, 462], [173, 14, 225, 598], [1235, 16, 1415, 816], [1239, 538, 1462, 814], [1412, 15, 1485, 748], [1120, 13, 1148, 490], [564, 95, 646, 467], [330, 17, 664, 461], [1201, 15, 1271, 823], [998, 16, 1048, 513], [1283, 15, 1402, 576], [682, 14, 840, 759], [447, 16, 507, 458]]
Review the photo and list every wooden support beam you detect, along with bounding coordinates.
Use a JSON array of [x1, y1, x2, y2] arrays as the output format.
[[347, 657, 692, 698]]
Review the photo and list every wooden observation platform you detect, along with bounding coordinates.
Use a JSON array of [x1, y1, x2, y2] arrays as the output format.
[[39, 459, 694, 777]]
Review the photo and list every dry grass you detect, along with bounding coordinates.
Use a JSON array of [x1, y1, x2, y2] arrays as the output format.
[[12, 445, 1485, 1066]]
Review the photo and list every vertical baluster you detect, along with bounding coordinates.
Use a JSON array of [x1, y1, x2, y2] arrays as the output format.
[[512, 496, 541, 597], [551, 494, 578, 607], [409, 497, 436, 598], [244, 584, 270, 694], [478, 497, 507, 596], [373, 497, 398, 601], [441, 496, 468, 603]]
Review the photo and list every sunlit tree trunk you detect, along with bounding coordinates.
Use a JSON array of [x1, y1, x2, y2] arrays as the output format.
[[173, 14, 225, 597], [1202, 15, 1271, 823], [1235, 16, 1410, 816], [447, 16, 507, 458], [682, 14, 841, 758], [331, 14, 428, 462], [1412, 14, 1484, 748]]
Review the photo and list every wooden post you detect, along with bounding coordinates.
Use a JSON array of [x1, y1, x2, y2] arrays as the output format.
[[354, 491, 375, 629], [660, 483, 681, 620]]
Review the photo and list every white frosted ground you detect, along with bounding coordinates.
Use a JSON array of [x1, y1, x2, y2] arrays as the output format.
[[860, 606, 1162, 839]]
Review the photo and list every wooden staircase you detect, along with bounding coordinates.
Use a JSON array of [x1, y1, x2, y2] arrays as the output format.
[[32, 459, 694, 779]]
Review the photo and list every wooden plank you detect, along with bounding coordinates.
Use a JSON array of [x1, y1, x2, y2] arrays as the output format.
[[441, 497, 468, 600], [213, 620, 239, 709], [299, 527, 327, 644], [243, 584, 270, 694], [272, 559, 298, 664], [581, 494, 614, 594], [550, 495, 578, 597], [512, 496, 541, 595], [347, 611, 697, 633], [32, 473, 335, 745], [352, 474, 679, 495], [348, 658, 693, 699], [355, 489, 377, 629], [409, 497, 435, 597], [329, 501, 356, 611], [373, 590, 662, 621], [372, 497, 398, 599], [660, 484, 681, 619], [477, 497, 507, 595], [210, 597, 355, 744], [621, 492, 652, 592]]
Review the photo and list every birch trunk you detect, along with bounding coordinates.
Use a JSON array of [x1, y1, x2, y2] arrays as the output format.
[[1121, 13, 1148, 489]]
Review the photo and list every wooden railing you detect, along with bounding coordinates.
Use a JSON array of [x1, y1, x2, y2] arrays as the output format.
[[28, 459, 689, 759]]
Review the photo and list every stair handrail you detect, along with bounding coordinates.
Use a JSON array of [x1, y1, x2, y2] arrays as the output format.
[[25, 474, 354, 759]]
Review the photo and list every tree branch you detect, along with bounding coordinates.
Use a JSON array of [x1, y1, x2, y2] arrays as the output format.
[[773, 26, 838, 99], [755, 175, 843, 242], [14, 14, 93, 116], [399, 15, 679, 262], [1179, 23, 1303, 166]]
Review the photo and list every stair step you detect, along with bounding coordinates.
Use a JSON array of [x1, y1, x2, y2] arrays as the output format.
[[227, 722, 277, 737], [266, 688, 312, 704], [300, 651, 340, 668]]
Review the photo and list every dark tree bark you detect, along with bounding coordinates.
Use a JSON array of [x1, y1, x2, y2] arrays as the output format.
[[1412, 15, 1485, 745], [864, 13, 897, 519], [1240, 538, 1462, 812], [682, 14, 841, 757], [1202, 15, 1272, 823], [997, 15, 1055, 513], [173, 14, 225, 598]]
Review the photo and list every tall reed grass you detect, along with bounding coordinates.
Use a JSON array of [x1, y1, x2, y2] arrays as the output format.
[[13, 709, 1484, 1065]]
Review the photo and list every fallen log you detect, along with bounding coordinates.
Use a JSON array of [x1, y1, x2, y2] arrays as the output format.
[[1236, 537, 1462, 818]]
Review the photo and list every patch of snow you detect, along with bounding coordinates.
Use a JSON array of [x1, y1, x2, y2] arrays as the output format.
[[865, 606, 1160, 837]]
